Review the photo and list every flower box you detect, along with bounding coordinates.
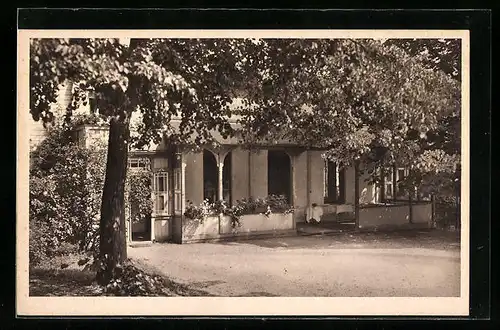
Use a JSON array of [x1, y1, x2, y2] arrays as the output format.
[[182, 212, 294, 242], [182, 215, 220, 240], [220, 213, 294, 234]]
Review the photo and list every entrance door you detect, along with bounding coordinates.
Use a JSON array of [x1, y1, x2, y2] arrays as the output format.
[[268, 150, 291, 203]]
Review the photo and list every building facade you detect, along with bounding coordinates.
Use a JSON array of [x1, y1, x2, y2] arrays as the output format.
[[29, 83, 433, 244]]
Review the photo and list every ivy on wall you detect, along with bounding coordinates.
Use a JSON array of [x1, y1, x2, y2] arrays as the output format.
[[125, 168, 153, 225]]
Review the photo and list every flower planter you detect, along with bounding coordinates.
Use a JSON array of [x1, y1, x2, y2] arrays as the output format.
[[182, 212, 294, 242], [220, 213, 294, 234], [182, 215, 220, 241]]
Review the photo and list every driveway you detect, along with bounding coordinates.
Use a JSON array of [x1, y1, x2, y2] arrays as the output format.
[[128, 230, 461, 297]]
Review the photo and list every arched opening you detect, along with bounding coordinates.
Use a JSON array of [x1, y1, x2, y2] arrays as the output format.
[[268, 150, 291, 204], [203, 150, 218, 203]]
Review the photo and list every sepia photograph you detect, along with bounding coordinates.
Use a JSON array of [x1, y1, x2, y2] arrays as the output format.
[[17, 28, 470, 316]]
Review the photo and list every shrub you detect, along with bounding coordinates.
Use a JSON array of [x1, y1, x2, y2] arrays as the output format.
[[29, 175, 70, 265], [434, 194, 459, 229], [29, 117, 106, 265], [29, 219, 55, 266], [103, 263, 171, 296], [266, 194, 294, 214], [53, 242, 79, 257], [184, 199, 213, 222]]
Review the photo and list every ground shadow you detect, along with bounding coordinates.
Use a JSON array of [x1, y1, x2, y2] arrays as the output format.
[[237, 292, 280, 297], [129, 259, 217, 296], [214, 229, 461, 251], [30, 261, 218, 297], [29, 268, 102, 296]]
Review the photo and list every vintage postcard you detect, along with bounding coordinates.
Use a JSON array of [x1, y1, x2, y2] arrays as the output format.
[[17, 29, 469, 316]]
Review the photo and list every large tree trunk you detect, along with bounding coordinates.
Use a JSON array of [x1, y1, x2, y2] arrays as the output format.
[[96, 113, 131, 285]]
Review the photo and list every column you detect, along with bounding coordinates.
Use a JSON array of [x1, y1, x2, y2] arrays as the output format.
[[290, 154, 296, 207], [290, 153, 297, 229], [181, 156, 187, 213], [248, 151, 252, 198], [354, 160, 360, 230], [217, 155, 224, 202], [306, 150, 311, 207], [216, 152, 225, 235], [150, 171, 155, 242]]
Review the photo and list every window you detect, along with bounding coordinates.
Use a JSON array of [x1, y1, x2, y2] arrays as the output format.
[[384, 167, 394, 200], [395, 167, 409, 198], [323, 160, 345, 204], [378, 165, 414, 202], [75, 129, 85, 147], [128, 158, 150, 170], [173, 168, 181, 213], [153, 171, 170, 215]]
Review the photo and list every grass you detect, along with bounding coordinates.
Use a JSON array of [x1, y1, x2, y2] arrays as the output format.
[[29, 268, 103, 296], [29, 253, 102, 296]]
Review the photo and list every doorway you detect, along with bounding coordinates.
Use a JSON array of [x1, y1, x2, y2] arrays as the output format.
[[267, 150, 291, 203]]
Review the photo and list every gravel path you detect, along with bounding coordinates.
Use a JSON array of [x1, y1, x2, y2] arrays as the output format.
[[128, 230, 461, 297]]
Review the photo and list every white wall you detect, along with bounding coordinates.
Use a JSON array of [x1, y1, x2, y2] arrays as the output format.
[[249, 150, 268, 198], [359, 205, 410, 228], [184, 152, 204, 205], [231, 148, 250, 204], [344, 166, 356, 205], [292, 151, 308, 220], [309, 151, 325, 206], [154, 218, 170, 242], [412, 203, 432, 224]]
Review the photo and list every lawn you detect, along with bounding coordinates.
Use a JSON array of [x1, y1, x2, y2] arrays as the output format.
[[29, 254, 103, 296]]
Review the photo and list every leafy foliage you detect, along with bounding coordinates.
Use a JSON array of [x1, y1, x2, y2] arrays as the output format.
[[126, 168, 153, 224], [184, 199, 214, 222], [103, 263, 172, 296], [235, 39, 459, 167], [384, 38, 461, 80], [233, 39, 460, 205], [30, 38, 255, 149], [29, 120, 106, 265]]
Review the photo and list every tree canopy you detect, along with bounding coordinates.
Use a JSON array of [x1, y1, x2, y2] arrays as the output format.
[[234, 39, 460, 174], [384, 38, 461, 80], [30, 38, 256, 148], [30, 38, 257, 283]]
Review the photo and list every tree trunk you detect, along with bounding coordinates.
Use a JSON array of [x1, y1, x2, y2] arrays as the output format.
[[354, 160, 360, 230], [96, 113, 131, 285]]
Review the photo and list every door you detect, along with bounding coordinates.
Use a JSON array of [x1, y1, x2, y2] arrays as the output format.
[[268, 150, 291, 203]]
